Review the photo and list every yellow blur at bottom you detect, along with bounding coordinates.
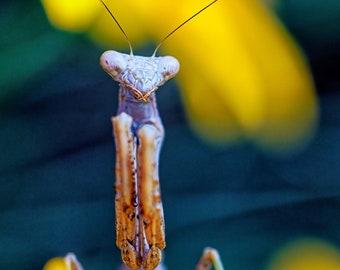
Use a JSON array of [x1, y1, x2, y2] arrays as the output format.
[[43, 253, 83, 270], [43, 257, 67, 270], [267, 238, 340, 270]]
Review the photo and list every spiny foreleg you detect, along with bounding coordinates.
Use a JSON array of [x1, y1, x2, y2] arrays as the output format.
[[112, 112, 141, 269], [137, 123, 165, 270]]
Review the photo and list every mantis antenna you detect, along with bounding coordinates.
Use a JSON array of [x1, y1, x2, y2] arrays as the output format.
[[100, 0, 218, 57], [99, 0, 134, 56]]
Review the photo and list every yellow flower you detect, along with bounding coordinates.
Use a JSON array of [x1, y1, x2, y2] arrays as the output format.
[[267, 238, 340, 270], [43, 257, 68, 270], [43, 253, 83, 270], [41, 0, 318, 155]]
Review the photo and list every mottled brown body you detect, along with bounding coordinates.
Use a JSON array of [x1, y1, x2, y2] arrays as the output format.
[[101, 51, 179, 269]]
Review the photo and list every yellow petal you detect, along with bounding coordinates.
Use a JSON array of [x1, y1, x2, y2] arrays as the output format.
[[41, 0, 101, 32], [43, 257, 67, 270], [154, 0, 318, 153], [225, 0, 318, 154], [156, 0, 271, 137], [267, 238, 340, 270], [43, 253, 83, 270], [178, 67, 243, 144]]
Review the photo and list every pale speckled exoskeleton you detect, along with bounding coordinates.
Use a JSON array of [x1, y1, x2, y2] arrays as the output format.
[[100, 51, 179, 269], [99, 1, 219, 269]]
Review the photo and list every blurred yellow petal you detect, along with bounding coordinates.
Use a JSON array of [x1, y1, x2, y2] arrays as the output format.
[[43, 257, 67, 270], [226, 0, 318, 154], [267, 238, 340, 270], [177, 3, 265, 141], [178, 67, 243, 144], [43, 253, 83, 270], [41, 0, 101, 31], [151, 0, 318, 154]]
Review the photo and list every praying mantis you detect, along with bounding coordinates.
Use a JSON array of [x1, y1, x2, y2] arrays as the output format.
[[99, 0, 224, 269], [42, 1, 225, 270]]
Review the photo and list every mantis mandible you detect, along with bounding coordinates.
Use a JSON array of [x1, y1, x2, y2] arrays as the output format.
[[99, 1, 222, 269]]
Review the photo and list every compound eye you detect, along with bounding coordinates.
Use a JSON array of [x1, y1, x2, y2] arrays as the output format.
[[158, 56, 180, 81], [100, 50, 127, 81]]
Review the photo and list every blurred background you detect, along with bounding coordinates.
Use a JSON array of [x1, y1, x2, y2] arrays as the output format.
[[0, 0, 340, 269]]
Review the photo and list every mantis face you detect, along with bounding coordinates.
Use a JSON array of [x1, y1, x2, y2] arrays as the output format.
[[100, 51, 179, 102]]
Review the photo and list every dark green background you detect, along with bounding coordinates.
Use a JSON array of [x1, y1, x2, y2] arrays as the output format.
[[1, 1, 339, 269]]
